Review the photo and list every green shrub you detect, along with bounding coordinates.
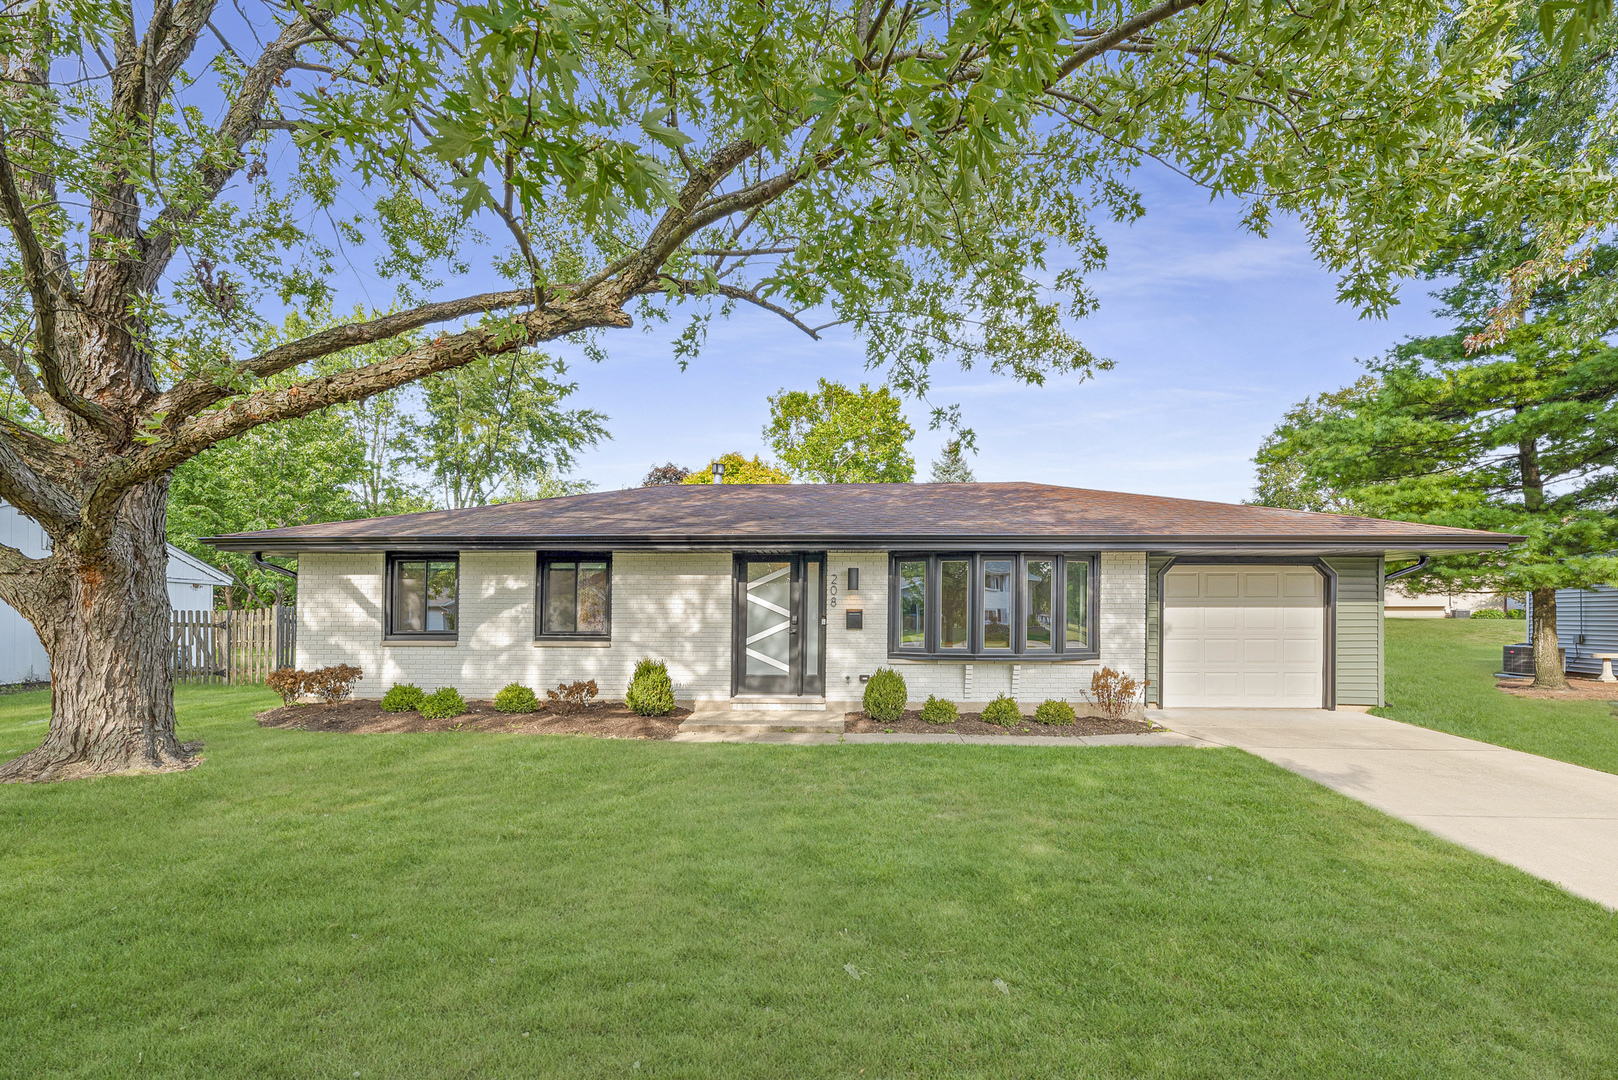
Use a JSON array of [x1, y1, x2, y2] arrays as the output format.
[[381, 684, 425, 713], [980, 694, 1022, 726], [919, 695, 958, 724], [625, 658, 676, 716], [493, 683, 539, 714], [863, 668, 908, 722], [1509, 608, 1526, 619], [1469, 609, 1507, 620], [1034, 698, 1076, 725], [418, 686, 467, 720]]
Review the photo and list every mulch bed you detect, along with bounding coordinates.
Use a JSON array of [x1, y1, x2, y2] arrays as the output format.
[[842, 710, 1161, 737], [256, 698, 688, 740], [1495, 676, 1618, 702]]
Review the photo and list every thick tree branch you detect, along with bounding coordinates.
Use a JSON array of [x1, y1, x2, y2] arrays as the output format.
[[1054, 0, 1206, 81], [149, 288, 541, 422], [0, 139, 114, 432], [0, 427, 78, 532], [122, 295, 633, 488]]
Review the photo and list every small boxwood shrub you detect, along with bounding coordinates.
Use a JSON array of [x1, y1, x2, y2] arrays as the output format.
[[1034, 698, 1076, 725], [494, 683, 539, 714], [418, 686, 466, 720], [919, 695, 958, 724], [381, 683, 425, 713], [863, 668, 907, 722], [626, 658, 676, 717], [980, 694, 1022, 727]]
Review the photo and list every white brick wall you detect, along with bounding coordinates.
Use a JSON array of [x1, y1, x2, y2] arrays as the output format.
[[297, 551, 733, 701], [296, 548, 1149, 709]]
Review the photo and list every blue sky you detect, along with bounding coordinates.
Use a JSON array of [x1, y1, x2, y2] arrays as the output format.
[[528, 167, 1454, 502]]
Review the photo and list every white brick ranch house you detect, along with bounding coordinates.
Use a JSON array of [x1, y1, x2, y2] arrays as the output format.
[[204, 483, 1514, 712]]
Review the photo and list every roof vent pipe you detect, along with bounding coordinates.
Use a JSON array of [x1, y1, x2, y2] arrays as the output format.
[[712, 461, 725, 484], [1384, 556, 1429, 582]]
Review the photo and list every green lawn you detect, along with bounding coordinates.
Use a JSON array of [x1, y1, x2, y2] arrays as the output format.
[[1378, 618, 1618, 775], [3, 686, 1618, 1078]]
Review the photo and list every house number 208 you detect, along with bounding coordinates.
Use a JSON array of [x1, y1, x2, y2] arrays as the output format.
[[828, 573, 839, 608]]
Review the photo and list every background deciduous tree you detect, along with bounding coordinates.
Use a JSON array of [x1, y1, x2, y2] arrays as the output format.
[[680, 453, 792, 485], [765, 379, 915, 483], [0, 0, 1592, 778], [641, 463, 691, 487], [402, 352, 607, 510]]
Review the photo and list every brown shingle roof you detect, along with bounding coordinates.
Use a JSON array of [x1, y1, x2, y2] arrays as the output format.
[[205, 483, 1518, 555]]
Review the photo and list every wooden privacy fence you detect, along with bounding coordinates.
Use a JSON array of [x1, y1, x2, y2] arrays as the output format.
[[169, 606, 296, 684]]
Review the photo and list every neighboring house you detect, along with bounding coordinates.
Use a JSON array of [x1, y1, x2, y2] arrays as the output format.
[[0, 503, 233, 685], [1384, 584, 1510, 619], [1527, 587, 1618, 678], [205, 484, 1514, 711]]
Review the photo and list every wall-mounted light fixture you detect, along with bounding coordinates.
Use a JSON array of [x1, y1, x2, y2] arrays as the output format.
[[846, 567, 859, 591]]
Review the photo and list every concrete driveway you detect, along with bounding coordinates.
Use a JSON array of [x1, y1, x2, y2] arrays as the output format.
[[1160, 708, 1618, 910]]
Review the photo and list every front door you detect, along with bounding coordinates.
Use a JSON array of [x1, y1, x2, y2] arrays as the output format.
[[734, 555, 825, 696]]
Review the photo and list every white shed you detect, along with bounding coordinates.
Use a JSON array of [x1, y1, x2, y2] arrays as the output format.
[[0, 504, 233, 685]]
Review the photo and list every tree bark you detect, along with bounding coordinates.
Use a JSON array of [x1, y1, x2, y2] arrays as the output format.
[[0, 479, 188, 782], [1531, 586, 1567, 691]]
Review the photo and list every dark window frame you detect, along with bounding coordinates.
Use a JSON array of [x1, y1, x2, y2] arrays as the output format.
[[536, 552, 613, 640], [385, 553, 461, 640], [887, 553, 1099, 661]]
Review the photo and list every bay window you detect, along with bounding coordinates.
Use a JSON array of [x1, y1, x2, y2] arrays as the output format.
[[889, 553, 1095, 658]]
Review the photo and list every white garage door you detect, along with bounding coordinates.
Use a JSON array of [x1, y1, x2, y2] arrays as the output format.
[[1163, 565, 1324, 708]]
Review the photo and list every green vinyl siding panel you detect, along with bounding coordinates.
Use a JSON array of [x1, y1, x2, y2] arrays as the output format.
[[1146, 555, 1172, 704], [1328, 556, 1384, 707]]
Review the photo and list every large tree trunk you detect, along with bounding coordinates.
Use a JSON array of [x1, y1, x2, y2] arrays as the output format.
[[0, 480, 189, 782], [1531, 586, 1567, 691]]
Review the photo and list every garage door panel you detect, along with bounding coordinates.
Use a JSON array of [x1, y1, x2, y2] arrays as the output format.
[[1282, 606, 1320, 630], [1163, 566, 1324, 709], [1242, 607, 1279, 631], [1243, 638, 1278, 663], [1284, 573, 1320, 598], [1282, 638, 1318, 664], [1243, 572, 1279, 597], [1284, 672, 1321, 697], [1243, 672, 1279, 697], [1164, 574, 1200, 599], [1164, 639, 1203, 665]]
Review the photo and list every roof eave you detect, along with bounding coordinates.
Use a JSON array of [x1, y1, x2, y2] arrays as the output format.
[[204, 533, 1520, 557]]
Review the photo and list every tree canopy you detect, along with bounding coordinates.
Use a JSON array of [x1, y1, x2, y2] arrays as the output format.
[[765, 379, 915, 483], [680, 453, 792, 485]]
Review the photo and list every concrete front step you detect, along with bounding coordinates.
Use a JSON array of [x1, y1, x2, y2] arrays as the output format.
[[726, 696, 827, 712], [678, 711, 845, 734]]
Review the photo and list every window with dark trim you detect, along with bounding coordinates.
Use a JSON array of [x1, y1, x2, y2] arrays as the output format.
[[537, 554, 612, 638], [387, 555, 459, 637], [888, 553, 1096, 659]]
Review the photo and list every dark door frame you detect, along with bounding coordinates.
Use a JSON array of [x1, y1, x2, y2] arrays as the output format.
[[732, 553, 826, 697]]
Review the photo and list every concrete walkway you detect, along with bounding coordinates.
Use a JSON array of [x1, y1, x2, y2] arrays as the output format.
[[670, 729, 1201, 747], [1160, 708, 1618, 909]]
